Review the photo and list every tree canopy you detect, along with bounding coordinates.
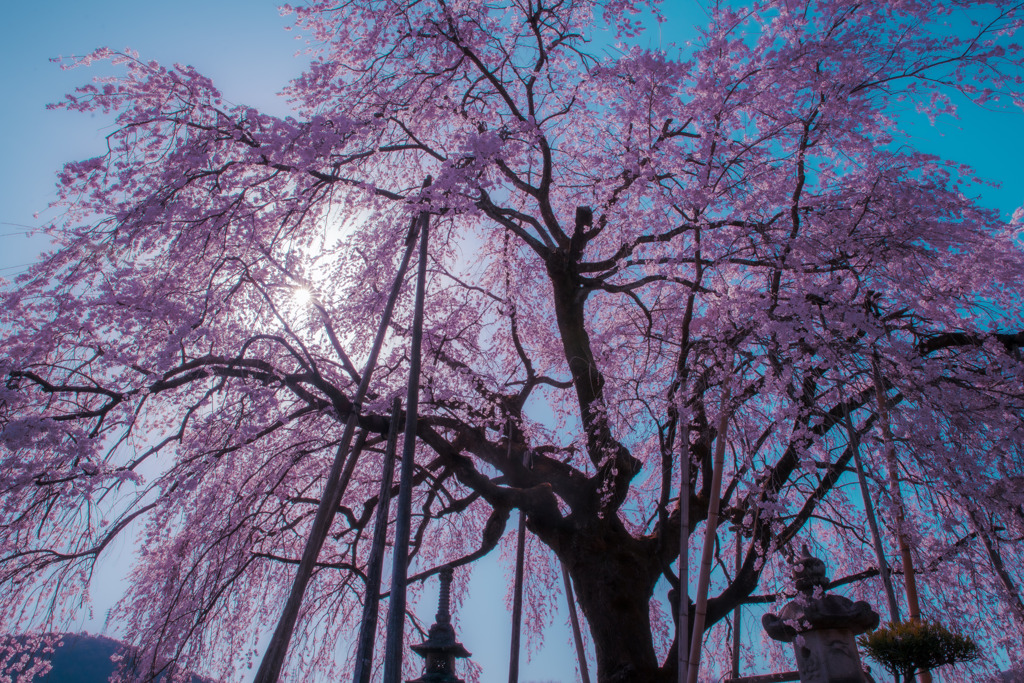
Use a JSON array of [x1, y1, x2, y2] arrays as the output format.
[[2, 1, 1024, 681]]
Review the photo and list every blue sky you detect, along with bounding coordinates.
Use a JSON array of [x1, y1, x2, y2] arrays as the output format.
[[1, 2, 1022, 682], [0, 1, 304, 277]]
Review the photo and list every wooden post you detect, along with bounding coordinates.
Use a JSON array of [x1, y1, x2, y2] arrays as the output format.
[[253, 211, 423, 683], [873, 356, 930, 683], [845, 411, 901, 623], [507, 511, 526, 683], [352, 397, 402, 683], [677, 415, 691, 683], [686, 378, 732, 683], [508, 428, 533, 683], [561, 563, 592, 683], [382, 208, 430, 683], [731, 528, 741, 679]]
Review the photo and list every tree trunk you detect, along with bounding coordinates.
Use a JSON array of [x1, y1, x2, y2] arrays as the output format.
[[554, 520, 670, 683]]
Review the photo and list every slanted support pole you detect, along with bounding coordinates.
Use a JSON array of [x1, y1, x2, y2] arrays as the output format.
[[254, 210, 423, 683], [561, 563, 591, 683], [845, 411, 901, 623], [351, 396, 402, 683], [382, 206, 430, 683]]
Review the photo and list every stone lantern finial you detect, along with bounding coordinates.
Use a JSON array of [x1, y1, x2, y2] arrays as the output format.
[[407, 566, 471, 683], [793, 544, 828, 593]]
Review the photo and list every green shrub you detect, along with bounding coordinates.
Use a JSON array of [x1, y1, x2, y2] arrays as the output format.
[[858, 619, 980, 682]]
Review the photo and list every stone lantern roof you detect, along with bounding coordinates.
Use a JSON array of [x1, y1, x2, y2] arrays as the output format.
[[763, 545, 879, 642], [762, 546, 880, 682]]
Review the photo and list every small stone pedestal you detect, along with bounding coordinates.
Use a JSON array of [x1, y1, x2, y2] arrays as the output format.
[[762, 547, 880, 683], [407, 566, 471, 683]]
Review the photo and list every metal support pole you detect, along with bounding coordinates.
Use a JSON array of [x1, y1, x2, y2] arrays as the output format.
[[382, 208, 430, 683]]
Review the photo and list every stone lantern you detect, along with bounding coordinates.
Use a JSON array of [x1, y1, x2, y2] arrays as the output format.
[[762, 546, 880, 683], [407, 566, 471, 683]]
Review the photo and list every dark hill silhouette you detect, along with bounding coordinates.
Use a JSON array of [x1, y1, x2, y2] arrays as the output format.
[[2, 633, 214, 683]]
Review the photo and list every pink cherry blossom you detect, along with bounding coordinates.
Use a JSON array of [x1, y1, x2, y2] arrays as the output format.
[[2, 1, 1024, 681]]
